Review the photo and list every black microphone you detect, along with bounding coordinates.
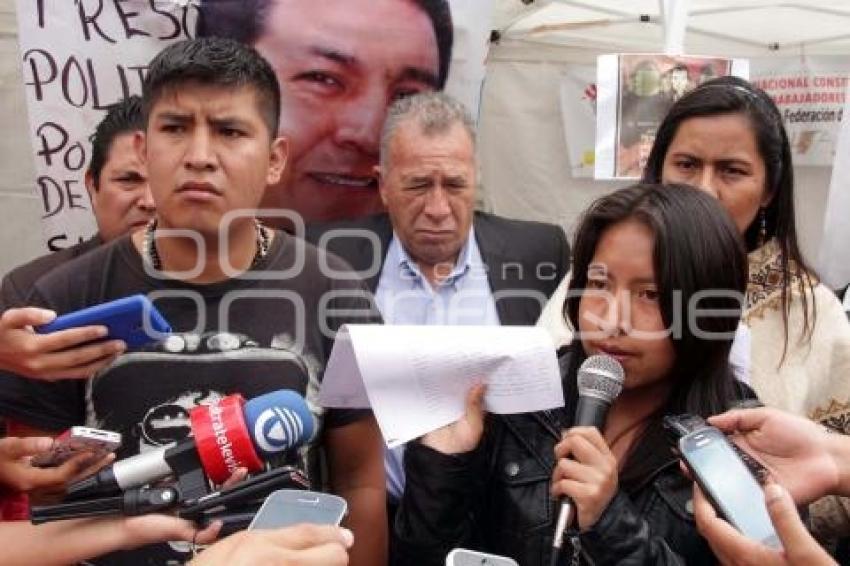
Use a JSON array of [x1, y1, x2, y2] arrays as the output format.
[[67, 390, 314, 501], [550, 354, 624, 565]]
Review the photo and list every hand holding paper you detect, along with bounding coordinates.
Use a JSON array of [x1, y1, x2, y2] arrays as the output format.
[[319, 325, 564, 447]]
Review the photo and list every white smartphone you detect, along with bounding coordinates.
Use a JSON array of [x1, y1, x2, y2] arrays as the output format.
[[679, 426, 782, 550], [31, 426, 122, 467], [446, 549, 519, 566], [248, 489, 347, 530]]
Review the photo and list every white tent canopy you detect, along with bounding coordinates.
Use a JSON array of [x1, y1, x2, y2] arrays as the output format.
[[492, 0, 850, 57]]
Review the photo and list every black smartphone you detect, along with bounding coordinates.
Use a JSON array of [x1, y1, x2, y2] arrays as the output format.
[[679, 426, 782, 550], [178, 465, 310, 519]]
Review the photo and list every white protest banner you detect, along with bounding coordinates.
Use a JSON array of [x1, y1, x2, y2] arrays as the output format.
[[751, 56, 850, 167], [15, 1, 197, 251], [559, 64, 597, 179]]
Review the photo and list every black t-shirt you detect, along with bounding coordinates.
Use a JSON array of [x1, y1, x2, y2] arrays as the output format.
[[0, 236, 104, 435], [0, 236, 102, 309], [0, 232, 379, 564]]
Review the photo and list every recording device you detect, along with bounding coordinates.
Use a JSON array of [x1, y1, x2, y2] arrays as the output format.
[[31, 426, 121, 468], [183, 466, 311, 536], [31, 464, 310, 527], [67, 389, 315, 501], [678, 424, 781, 549], [248, 489, 347, 530], [36, 294, 172, 348], [662, 413, 769, 483], [550, 354, 625, 565], [31, 486, 180, 524], [446, 549, 519, 566], [32, 390, 315, 527]]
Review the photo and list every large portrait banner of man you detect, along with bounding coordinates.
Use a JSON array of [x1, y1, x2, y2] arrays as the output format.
[[14, 0, 492, 250]]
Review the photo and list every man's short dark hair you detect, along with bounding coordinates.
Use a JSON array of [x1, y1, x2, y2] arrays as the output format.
[[196, 0, 454, 88], [142, 37, 281, 136], [88, 95, 144, 190]]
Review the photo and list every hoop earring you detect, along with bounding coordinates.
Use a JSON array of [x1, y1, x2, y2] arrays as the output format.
[[758, 207, 768, 248]]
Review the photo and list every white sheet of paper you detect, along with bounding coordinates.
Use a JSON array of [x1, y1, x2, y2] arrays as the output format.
[[319, 325, 564, 448]]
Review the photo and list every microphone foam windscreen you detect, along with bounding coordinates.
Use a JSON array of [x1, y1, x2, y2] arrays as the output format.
[[577, 354, 625, 403], [244, 390, 316, 457]]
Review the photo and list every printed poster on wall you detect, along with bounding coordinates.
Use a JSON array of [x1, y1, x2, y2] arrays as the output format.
[[14, 0, 492, 252], [559, 64, 597, 179], [595, 53, 749, 180]]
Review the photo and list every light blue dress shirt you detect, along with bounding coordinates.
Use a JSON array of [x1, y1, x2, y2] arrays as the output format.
[[375, 229, 500, 501]]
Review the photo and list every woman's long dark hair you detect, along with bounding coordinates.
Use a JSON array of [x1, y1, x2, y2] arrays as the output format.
[[564, 183, 748, 419], [563, 183, 749, 488], [642, 76, 815, 353]]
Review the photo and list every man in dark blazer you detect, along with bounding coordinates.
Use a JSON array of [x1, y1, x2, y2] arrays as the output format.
[[306, 210, 568, 326], [305, 92, 568, 328], [304, 93, 569, 535]]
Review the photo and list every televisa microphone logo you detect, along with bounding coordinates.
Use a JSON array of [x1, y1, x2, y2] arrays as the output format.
[[254, 406, 306, 453]]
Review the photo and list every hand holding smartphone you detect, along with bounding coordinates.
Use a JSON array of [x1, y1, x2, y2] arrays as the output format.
[[679, 425, 782, 550], [248, 489, 347, 530], [36, 294, 171, 348], [31, 427, 121, 468]]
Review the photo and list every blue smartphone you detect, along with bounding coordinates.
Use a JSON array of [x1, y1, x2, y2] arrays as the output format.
[[36, 294, 172, 348]]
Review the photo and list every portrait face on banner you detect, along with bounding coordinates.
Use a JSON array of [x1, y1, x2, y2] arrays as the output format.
[[14, 0, 492, 251], [198, 0, 451, 227]]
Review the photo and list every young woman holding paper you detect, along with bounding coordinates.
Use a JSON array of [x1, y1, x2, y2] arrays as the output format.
[[393, 183, 756, 566]]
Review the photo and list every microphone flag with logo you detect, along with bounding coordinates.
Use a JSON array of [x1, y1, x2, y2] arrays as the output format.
[[67, 389, 315, 499], [244, 389, 316, 457]]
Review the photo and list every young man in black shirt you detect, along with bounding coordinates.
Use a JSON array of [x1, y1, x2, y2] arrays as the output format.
[[0, 38, 386, 565]]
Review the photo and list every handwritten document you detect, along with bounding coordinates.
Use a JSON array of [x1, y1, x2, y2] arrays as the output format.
[[319, 325, 564, 447]]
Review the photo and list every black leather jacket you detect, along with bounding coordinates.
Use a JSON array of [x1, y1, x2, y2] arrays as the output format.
[[395, 351, 752, 566]]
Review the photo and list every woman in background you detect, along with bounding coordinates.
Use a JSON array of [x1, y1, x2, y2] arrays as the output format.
[[643, 75, 850, 540], [643, 76, 850, 429]]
